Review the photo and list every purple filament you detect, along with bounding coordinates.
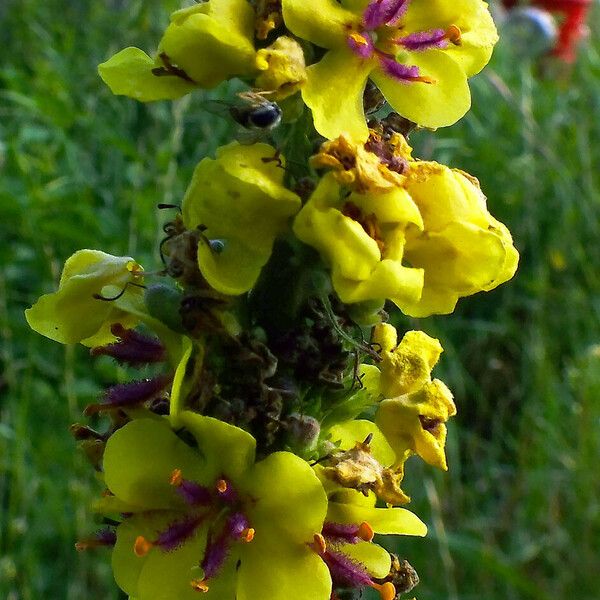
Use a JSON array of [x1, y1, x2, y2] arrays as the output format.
[[156, 515, 202, 552], [85, 373, 171, 415], [378, 56, 421, 81], [176, 480, 213, 507], [322, 522, 362, 544], [323, 549, 373, 589], [363, 0, 409, 30], [91, 324, 166, 366], [201, 530, 232, 579], [398, 29, 448, 51]]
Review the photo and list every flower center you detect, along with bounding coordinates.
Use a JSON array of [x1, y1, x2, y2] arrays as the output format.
[[130, 470, 255, 593], [345, 0, 463, 84]]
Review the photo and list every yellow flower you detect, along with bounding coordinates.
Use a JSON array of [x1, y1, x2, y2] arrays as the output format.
[[182, 142, 301, 295], [99, 0, 257, 101], [103, 414, 331, 600], [295, 135, 518, 316], [376, 379, 456, 471], [401, 162, 519, 317], [361, 323, 457, 471], [369, 323, 443, 399], [281, 0, 498, 140], [25, 250, 144, 346], [293, 172, 425, 307], [255, 36, 307, 100]]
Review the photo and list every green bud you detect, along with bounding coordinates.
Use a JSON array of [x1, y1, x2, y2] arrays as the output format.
[[144, 283, 186, 333]]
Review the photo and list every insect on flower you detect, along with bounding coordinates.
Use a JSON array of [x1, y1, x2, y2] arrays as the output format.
[[230, 90, 283, 131], [205, 90, 283, 142]]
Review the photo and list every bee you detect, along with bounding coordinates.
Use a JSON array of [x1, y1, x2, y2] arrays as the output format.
[[230, 91, 283, 131], [204, 90, 282, 142]]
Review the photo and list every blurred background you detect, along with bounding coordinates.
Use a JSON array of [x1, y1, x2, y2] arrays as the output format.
[[2, 0, 600, 598]]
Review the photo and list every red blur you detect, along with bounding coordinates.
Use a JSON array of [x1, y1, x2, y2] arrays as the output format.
[[502, 0, 592, 62]]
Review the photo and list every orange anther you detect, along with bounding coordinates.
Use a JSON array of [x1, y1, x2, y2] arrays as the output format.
[[133, 536, 153, 557], [371, 581, 396, 600], [74, 542, 88, 552], [311, 533, 327, 556], [170, 468, 183, 486], [349, 32, 370, 47], [190, 578, 209, 593], [446, 24, 462, 45], [414, 75, 436, 84], [358, 521, 375, 542], [216, 479, 228, 493], [241, 528, 255, 543]]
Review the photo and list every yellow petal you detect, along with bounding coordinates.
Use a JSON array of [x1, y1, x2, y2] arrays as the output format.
[[98, 47, 195, 102], [302, 49, 372, 141], [183, 143, 301, 295], [328, 502, 428, 536], [401, 221, 512, 316], [159, 0, 256, 88], [255, 36, 307, 99], [403, 0, 499, 76], [25, 250, 143, 345], [341, 541, 391, 579], [371, 50, 470, 129], [328, 420, 396, 466], [282, 0, 357, 49], [333, 260, 424, 305]]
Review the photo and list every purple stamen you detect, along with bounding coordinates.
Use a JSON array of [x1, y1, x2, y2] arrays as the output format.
[[378, 56, 422, 82], [322, 522, 363, 544], [215, 478, 238, 505], [91, 324, 166, 366], [156, 515, 203, 552], [201, 530, 232, 579], [175, 480, 213, 507], [226, 512, 251, 539], [347, 32, 375, 59], [363, 0, 409, 30], [397, 29, 448, 51], [75, 527, 117, 551], [84, 373, 172, 415], [322, 548, 373, 589]]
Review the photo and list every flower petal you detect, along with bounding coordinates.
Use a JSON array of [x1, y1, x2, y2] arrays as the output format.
[[333, 259, 424, 305], [327, 502, 427, 536], [340, 541, 391, 578], [403, 0, 498, 76], [98, 47, 195, 101], [103, 418, 205, 509], [25, 250, 143, 345], [111, 511, 209, 599], [327, 420, 395, 466], [401, 221, 513, 316], [159, 0, 256, 87], [371, 49, 470, 128], [183, 143, 301, 295], [237, 536, 332, 600], [282, 0, 356, 49], [243, 452, 328, 542], [302, 49, 372, 141], [177, 411, 256, 482]]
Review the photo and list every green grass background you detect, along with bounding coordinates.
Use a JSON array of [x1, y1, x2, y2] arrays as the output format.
[[2, 0, 600, 598]]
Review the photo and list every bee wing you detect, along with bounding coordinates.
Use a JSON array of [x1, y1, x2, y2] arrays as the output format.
[[202, 99, 234, 120]]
